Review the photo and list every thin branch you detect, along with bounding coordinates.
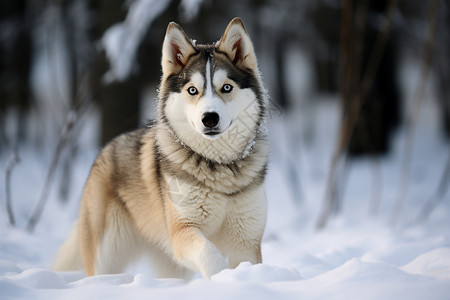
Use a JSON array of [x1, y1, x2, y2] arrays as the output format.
[[390, 0, 439, 226], [369, 156, 382, 216], [26, 75, 89, 233], [5, 149, 20, 226], [416, 152, 450, 223], [316, 154, 345, 229], [26, 112, 77, 232]]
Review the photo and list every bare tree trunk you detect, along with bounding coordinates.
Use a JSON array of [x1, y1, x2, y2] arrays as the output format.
[[90, 0, 140, 146], [436, 0, 450, 139], [57, 0, 80, 203], [0, 0, 32, 151], [317, 0, 398, 229], [274, 35, 289, 109]]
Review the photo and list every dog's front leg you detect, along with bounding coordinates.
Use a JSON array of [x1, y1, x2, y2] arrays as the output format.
[[170, 225, 228, 278]]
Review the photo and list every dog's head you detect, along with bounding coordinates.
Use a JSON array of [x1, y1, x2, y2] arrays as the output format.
[[158, 18, 266, 163]]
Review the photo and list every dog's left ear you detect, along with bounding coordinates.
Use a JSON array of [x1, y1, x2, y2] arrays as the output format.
[[217, 18, 257, 70]]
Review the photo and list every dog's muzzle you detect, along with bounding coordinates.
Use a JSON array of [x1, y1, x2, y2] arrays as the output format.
[[202, 112, 221, 136]]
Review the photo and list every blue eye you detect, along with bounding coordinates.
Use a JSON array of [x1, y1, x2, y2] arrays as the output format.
[[187, 86, 198, 95], [221, 84, 233, 93]]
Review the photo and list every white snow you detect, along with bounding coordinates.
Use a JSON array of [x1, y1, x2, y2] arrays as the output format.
[[1, 95, 449, 299], [2, 22, 450, 299]]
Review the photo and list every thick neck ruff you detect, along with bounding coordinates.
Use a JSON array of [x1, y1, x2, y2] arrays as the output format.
[[155, 122, 269, 195]]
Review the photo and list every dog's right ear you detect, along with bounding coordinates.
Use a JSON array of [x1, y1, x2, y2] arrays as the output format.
[[162, 22, 196, 76]]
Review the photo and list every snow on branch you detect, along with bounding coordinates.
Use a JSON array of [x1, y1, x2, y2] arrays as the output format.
[[101, 0, 171, 83], [179, 0, 205, 22]]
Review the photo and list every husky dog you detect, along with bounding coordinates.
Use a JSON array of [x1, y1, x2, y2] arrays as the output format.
[[53, 18, 269, 279]]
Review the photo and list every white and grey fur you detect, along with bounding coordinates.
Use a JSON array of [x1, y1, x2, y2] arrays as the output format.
[[53, 17, 269, 280]]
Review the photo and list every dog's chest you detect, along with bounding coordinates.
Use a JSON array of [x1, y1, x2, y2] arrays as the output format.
[[165, 175, 228, 230]]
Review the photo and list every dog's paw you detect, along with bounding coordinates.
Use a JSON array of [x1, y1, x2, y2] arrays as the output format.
[[199, 243, 228, 279], [200, 257, 228, 279]]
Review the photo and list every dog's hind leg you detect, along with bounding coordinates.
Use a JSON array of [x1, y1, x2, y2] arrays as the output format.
[[52, 222, 83, 271], [94, 204, 143, 274]]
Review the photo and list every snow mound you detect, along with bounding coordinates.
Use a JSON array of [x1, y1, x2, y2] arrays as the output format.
[[401, 247, 450, 280], [314, 258, 431, 284], [212, 262, 302, 283], [0, 260, 21, 276], [69, 273, 134, 287], [5, 268, 66, 289]]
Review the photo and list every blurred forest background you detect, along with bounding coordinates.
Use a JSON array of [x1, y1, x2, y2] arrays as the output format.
[[1, 0, 449, 231]]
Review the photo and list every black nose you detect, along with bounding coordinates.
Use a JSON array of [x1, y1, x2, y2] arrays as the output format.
[[201, 112, 220, 128]]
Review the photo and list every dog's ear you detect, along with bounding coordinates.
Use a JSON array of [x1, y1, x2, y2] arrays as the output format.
[[162, 22, 196, 75], [217, 18, 257, 69]]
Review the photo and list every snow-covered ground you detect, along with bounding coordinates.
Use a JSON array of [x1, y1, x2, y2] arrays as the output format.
[[1, 97, 450, 299]]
